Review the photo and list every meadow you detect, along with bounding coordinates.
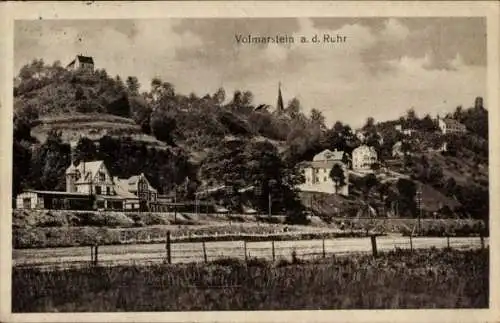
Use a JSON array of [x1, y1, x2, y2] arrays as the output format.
[[12, 247, 489, 312]]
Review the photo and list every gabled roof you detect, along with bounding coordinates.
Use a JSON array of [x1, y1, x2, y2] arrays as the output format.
[[313, 149, 344, 162], [119, 173, 157, 193], [66, 161, 106, 183], [76, 55, 94, 64], [114, 178, 140, 199]]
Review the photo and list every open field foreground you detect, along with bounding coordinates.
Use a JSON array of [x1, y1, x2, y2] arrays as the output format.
[[12, 248, 489, 312], [13, 236, 487, 269]]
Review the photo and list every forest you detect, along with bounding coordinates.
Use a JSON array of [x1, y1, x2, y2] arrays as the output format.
[[13, 59, 489, 222]]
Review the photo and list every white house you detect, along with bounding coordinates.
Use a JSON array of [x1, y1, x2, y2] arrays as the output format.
[[352, 145, 378, 171], [66, 55, 94, 72], [438, 117, 466, 134], [298, 149, 349, 196]]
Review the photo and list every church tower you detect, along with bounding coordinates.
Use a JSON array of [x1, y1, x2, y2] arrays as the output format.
[[276, 82, 284, 113]]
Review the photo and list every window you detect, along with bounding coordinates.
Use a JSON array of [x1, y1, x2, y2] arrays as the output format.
[[99, 172, 105, 182], [23, 198, 31, 209], [95, 186, 101, 194], [106, 187, 111, 195]]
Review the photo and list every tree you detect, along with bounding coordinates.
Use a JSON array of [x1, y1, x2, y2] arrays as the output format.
[[126, 76, 140, 96], [370, 162, 381, 172], [31, 130, 71, 191], [396, 178, 417, 217], [329, 163, 346, 194], [12, 140, 32, 197], [420, 114, 437, 132], [444, 177, 457, 197], [362, 173, 378, 198], [429, 164, 444, 184], [150, 108, 177, 145], [286, 98, 301, 119], [213, 87, 226, 105], [310, 108, 326, 131], [73, 137, 98, 164], [378, 182, 390, 201], [363, 117, 376, 132]]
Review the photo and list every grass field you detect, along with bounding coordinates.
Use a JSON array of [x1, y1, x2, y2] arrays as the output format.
[[12, 247, 489, 312], [13, 209, 487, 249]]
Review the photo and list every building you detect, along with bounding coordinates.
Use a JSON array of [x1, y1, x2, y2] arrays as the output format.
[[392, 141, 404, 158], [15, 190, 95, 210], [17, 160, 159, 211], [438, 117, 466, 134], [66, 55, 94, 72], [298, 149, 349, 196], [352, 144, 378, 171], [402, 129, 417, 136]]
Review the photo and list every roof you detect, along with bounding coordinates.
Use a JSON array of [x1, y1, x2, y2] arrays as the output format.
[[73, 161, 105, 184], [23, 190, 92, 197], [76, 55, 94, 64], [353, 144, 377, 155], [313, 149, 344, 162], [116, 174, 158, 194], [114, 178, 140, 199]]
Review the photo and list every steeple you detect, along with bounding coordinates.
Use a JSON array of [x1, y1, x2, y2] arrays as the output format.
[[276, 82, 284, 113]]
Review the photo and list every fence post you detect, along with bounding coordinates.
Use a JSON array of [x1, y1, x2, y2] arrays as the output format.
[[480, 235, 485, 250], [370, 235, 378, 258], [166, 230, 171, 264], [409, 235, 413, 252], [90, 245, 94, 265], [244, 240, 247, 262], [272, 240, 275, 261], [202, 241, 208, 263], [322, 238, 326, 258], [94, 245, 99, 266]]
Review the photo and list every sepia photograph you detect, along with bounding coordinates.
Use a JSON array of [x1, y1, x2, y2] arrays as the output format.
[[1, 1, 499, 322]]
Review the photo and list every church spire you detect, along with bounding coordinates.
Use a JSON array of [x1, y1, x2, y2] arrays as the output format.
[[276, 82, 284, 113]]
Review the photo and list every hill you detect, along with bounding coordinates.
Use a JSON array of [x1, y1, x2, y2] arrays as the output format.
[[12, 59, 489, 224]]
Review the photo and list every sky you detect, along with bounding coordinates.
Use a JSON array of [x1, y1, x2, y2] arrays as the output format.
[[14, 17, 486, 128]]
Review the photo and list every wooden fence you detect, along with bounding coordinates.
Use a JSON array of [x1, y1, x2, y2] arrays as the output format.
[[83, 232, 487, 267]]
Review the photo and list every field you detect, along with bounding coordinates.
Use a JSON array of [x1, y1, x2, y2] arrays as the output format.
[[12, 248, 489, 312]]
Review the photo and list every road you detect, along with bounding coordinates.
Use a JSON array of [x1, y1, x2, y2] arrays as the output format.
[[13, 236, 487, 269]]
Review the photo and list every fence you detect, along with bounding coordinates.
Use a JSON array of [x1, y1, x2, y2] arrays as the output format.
[[64, 232, 488, 269]]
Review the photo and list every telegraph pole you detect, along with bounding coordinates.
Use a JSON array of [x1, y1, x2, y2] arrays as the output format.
[[268, 190, 272, 217], [416, 187, 422, 235], [174, 189, 177, 222]]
